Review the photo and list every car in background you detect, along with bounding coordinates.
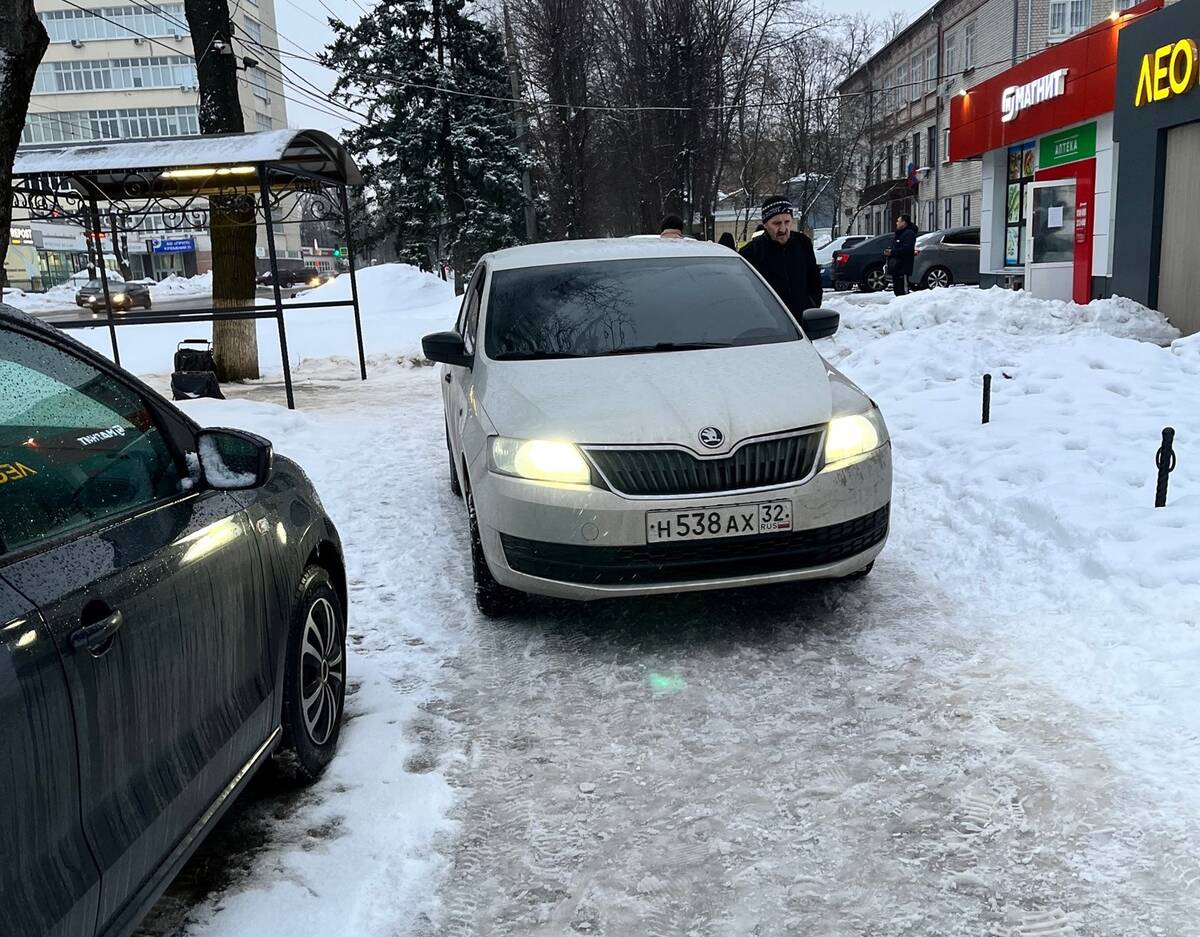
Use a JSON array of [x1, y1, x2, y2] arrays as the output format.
[[75, 278, 152, 311], [424, 238, 891, 616], [911, 226, 981, 289], [1, 303, 347, 937], [829, 234, 893, 292], [816, 235, 870, 289], [257, 267, 323, 289]]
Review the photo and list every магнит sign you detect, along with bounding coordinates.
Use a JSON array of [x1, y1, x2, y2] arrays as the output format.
[[1001, 68, 1070, 123]]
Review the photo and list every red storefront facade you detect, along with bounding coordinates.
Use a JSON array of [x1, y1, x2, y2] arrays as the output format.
[[949, 0, 1162, 303]]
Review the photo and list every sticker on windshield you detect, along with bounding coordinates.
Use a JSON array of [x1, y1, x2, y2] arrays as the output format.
[[0, 462, 38, 484], [76, 425, 128, 447]]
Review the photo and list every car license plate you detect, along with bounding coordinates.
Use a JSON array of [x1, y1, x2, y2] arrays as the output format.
[[645, 500, 792, 544]]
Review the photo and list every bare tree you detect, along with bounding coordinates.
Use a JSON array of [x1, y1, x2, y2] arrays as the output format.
[[184, 0, 260, 380], [0, 0, 48, 291]]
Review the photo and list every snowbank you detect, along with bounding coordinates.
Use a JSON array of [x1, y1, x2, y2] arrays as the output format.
[[52, 263, 458, 375]]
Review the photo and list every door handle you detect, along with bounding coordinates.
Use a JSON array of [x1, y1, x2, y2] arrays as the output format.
[[444, 373, 452, 384], [71, 610, 123, 653]]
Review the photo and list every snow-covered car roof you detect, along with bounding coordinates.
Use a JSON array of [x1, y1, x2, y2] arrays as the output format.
[[485, 238, 737, 271]]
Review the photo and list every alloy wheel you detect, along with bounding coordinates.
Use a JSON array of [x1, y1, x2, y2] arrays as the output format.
[[300, 597, 344, 746], [926, 268, 951, 289]]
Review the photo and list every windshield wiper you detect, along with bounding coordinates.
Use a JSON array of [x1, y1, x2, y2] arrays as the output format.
[[597, 342, 733, 357]]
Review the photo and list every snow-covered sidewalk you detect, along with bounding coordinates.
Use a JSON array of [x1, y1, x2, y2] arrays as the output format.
[[131, 284, 1200, 936]]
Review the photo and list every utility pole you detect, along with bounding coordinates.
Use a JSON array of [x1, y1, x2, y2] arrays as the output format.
[[502, 0, 537, 243]]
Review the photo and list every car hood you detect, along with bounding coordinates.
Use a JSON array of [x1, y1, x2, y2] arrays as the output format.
[[477, 341, 836, 450]]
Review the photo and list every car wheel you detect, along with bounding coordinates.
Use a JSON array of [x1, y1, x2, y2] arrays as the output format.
[[143, 296, 153, 309], [447, 425, 462, 497], [861, 266, 887, 292], [465, 481, 524, 617], [278, 566, 346, 780], [923, 267, 952, 289]]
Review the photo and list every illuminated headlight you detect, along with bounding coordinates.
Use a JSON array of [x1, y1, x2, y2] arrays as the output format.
[[824, 409, 886, 466], [110, 293, 126, 303], [489, 437, 591, 485]]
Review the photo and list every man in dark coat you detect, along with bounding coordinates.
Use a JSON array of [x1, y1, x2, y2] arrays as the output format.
[[738, 196, 822, 320], [885, 214, 918, 296]]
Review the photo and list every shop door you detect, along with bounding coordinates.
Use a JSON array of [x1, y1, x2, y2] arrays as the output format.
[[1158, 122, 1200, 336], [1025, 180, 1076, 302]]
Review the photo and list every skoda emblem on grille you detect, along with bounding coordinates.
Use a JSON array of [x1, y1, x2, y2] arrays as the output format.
[[698, 426, 725, 449]]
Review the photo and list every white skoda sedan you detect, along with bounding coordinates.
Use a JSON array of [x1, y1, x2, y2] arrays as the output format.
[[423, 239, 892, 615]]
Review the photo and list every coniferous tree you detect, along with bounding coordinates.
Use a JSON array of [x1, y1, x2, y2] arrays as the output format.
[[323, 0, 527, 286]]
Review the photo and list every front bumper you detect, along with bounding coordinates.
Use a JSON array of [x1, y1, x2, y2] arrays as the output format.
[[473, 445, 892, 600]]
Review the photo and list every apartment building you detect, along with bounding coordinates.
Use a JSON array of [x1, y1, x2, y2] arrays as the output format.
[[836, 0, 1136, 242], [8, 0, 297, 289]]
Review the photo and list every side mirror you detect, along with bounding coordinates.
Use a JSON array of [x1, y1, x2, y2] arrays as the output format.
[[197, 428, 273, 490], [802, 308, 840, 340], [422, 330, 473, 367]]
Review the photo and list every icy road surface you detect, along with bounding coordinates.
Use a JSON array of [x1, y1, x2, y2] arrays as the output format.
[[135, 289, 1200, 937]]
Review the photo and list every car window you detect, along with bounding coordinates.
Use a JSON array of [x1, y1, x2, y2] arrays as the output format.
[[454, 267, 479, 336], [462, 270, 486, 353], [916, 232, 941, 247], [944, 229, 980, 246], [0, 329, 185, 555], [485, 256, 800, 360]]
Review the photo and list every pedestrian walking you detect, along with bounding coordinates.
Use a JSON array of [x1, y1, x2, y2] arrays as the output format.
[[738, 196, 823, 318], [718, 232, 737, 250], [885, 214, 918, 296], [659, 214, 685, 239]]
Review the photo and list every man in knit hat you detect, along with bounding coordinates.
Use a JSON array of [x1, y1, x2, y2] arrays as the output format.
[[738, 195, 823, 320]]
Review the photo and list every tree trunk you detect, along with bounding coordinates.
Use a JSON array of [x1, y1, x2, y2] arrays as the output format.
[[0, 0, 49, 295], [184, 0, 260, 380], [431, 0, 467, 294]]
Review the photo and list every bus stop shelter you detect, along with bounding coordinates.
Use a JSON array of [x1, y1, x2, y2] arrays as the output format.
[[10, 129, 366, 409]]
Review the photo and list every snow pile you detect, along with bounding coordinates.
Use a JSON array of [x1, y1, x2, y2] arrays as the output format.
[[151, 271, 213, 297], [824, 287, 1200, 809], [48, 263, 459, 375]]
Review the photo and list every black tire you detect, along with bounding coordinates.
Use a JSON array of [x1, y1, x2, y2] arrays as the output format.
[[861, 265, 887, 293], [447, 426, 462, 497], [143, 296, 153, 309], [465, 483, 524, 617], [278, 566, 346, 781], [922, 267, 952, 290]]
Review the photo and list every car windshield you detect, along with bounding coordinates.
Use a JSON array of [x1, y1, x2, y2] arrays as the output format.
[[485, 256, 801, 360]]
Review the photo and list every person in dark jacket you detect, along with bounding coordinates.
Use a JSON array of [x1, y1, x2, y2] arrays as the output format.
[[718, 232, 737, 250], [885, 214, 918, 296], [659, 214, 685, 238], [738, 196, 822, 319]]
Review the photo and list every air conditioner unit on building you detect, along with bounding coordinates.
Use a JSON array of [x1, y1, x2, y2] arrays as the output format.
[[133, 36, 144, 45], [70, 38, 84, 48], [174, 33, 186, 41]]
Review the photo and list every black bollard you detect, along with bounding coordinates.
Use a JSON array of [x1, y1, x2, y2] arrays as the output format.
[[1155, 427, 1176, 508], [982, 373, 992, 425]]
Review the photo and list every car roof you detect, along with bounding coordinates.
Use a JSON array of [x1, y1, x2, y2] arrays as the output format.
[[483, 237, 737, 271]]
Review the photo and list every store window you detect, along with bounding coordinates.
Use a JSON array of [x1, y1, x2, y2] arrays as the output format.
[[1005, 142, 1036, 265], [944, 197, 953, 229], [963, 193, 972, 226]]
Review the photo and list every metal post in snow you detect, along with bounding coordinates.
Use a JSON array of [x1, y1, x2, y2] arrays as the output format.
[[90, 198, 121, 367], [259, 166, 295, 410], [982, 373, 992, 424], [338, 184, 367, 381], [1156, 427, 1176, 509]]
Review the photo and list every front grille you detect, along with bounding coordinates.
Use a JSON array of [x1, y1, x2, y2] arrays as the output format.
[[585, 431, 822, 497], [500, 505, 888, 586]]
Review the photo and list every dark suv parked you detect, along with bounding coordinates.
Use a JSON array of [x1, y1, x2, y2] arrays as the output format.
[[911, 226, 981, 289], [830, 234, 893, 292], [1, 304, 347, 937], [257, 267, 322, 288]]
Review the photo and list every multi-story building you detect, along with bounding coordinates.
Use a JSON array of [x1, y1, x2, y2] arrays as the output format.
[[7, 0, 299, 289], [836, 0, 1138, 241]]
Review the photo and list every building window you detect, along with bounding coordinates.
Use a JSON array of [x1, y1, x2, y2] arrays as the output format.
[[926, 45, 938, 91], [39, 4, 188, 42], [885, 144, 894, 180], [928, 125, 938, 166], [964, 22, 977, 69], [910, 52, 924, 102], [896, 63, 908, 111], [248, 65, 269, 98], [1050, 0, 1089, 37], [255, 112, 273, 130], [1050, 1, 1067, 35], [898, 140, 908, 179], [1005, 142, 1036, 265], [944, 197, 953, 229], [962, 193, 972, 226], [33, 56, 197, 94], [945, 32, 959, 78], [241, 15, 263, 43], [912, 132, 922, 170], [866, 212, 874, 235], [1070, 0, 1090, 31], [942, 128, 951, 163], [21, 105, 199, 144], [927, 199, 936, 232]]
